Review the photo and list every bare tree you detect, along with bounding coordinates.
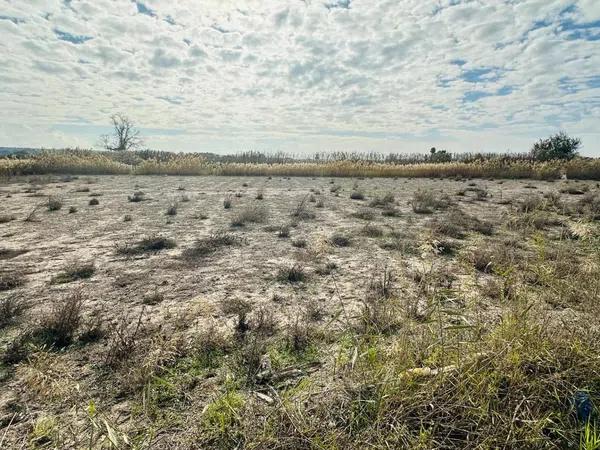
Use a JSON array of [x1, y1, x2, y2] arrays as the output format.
[[100, 113, 142, 151]]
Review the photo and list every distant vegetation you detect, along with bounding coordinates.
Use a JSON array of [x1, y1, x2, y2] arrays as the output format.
[[1, 132, 598, 179]]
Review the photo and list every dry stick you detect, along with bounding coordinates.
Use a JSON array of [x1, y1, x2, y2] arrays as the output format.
[[0, 413, 16, 448]]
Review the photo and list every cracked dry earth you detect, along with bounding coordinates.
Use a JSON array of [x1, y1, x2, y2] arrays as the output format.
[[0, 174, 598, 447]]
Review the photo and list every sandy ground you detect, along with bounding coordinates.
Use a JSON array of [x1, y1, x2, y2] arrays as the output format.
[[0, 174, 597, 446]]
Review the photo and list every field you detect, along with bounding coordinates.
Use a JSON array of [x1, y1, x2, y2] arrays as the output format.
[[1, 174, 600, 449]]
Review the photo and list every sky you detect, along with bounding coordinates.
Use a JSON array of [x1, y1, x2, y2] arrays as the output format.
[[1, 0, 599, 156]]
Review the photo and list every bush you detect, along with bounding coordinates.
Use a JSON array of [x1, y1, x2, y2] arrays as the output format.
[[0, 295, 25, 328], [530, 131, 580, 161], [182, 230, 243, 261], [410, 189, 450, 213], [350, 191, 365, 200], [117, 235, 176, 255], [89, 198, 99, 206], [0, 270, 25, 291], [230, 205, 268, 227], [330, 232, 351, 247], [128, 191, 146, 202], [51, 262, 95, 284], [47, 196, 62, 211], [36, 290, 84, 348], [277, 263, 307, 283]]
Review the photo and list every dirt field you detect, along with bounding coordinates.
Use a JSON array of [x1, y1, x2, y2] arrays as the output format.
[[1, 175, 599, 448]]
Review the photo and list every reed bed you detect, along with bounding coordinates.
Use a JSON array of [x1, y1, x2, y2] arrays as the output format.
[[2, 149, 600, 179]]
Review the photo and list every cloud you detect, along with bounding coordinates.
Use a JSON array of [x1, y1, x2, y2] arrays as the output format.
[[0, 0, 599, 155]]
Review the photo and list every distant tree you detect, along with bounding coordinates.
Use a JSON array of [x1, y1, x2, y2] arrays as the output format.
[[530, 132, 580, 161], [429, 147, 452, 163], [100, 114, 142, 151]]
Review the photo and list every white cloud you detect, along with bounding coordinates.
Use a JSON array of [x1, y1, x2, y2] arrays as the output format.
[[0, 0, 599, 155]]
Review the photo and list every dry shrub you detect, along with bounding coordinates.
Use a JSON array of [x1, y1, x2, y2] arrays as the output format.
[[0, 270, 25, 291], [128, 191, 146, 202], [361, 223, 384, 238], [330, 232, 351, 247], [351, 208, 376, 220], [410, 189, 451, 213], [36, 290, 84, 348], [105, 310, 145, 367], [117, 235, 176, 255], [182, 230, 243, 261], [277, 263, 307, 283], [0, 295, 25, 329], [430, 208, 493, 239], [291, 196, 315, 220], [46, 196, 62, 211], [51, 262, 95, 284], [231, 205, 268, 227], [369, 192, 395, 207]]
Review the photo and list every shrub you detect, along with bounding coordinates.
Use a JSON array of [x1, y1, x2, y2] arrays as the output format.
[[361, 223, 384, 237], [277, 224, 291, 238], [128, 191, 146, 202], [0, 295, 25, 329], [230, 205, 268, 227], [117, 235, 176, 255], [51, 262, 95, 284], [291, 196, 315, 220], [124, 214, 132, 222], [351, 208, 376, 220], [292, 238, 307, 248], [330, 232, 351, 247], [182, 230, 243, 261], [0, 214, 15, 223], [223, 196, 232, 209], [0, 270, 25, 291], [350, 191, 365, 200], [36, 290, 84, 348], [410, 189, 450, 213], [68, 206, 77, 214], [221, 297, 252, 334], [369, 192, 395, 207], [277, 263, 307, 283], [47, 196, 62, 211], [89, 198, 99, 206], [530, 131, 580, 161], [166, 203, 178, 216]]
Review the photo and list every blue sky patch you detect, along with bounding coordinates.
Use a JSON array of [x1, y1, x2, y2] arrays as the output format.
[[54, 29, 92, 44]]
